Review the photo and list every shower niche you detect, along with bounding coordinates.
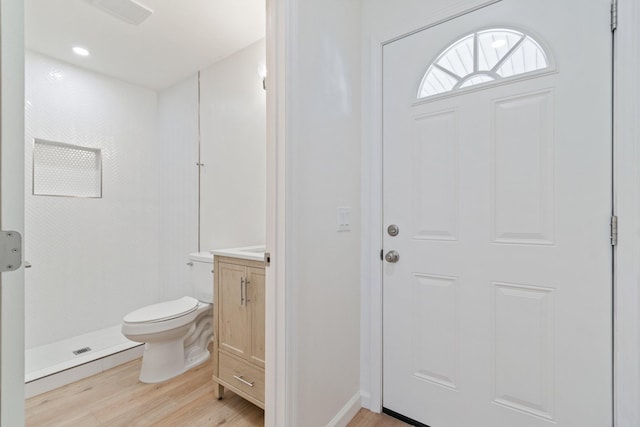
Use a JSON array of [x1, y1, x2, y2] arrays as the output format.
[[32, 138, 102, 198]]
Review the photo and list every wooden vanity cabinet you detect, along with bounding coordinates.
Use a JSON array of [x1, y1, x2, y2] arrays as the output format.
[[212, 255, 265, 409]]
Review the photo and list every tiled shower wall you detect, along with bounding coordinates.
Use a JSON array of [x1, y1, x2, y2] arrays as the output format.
[[25, 51, 160, 349], [156, 76, 199, 302], [199, 38, 266, 251]]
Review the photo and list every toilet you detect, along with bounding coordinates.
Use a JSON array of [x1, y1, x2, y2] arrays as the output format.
[[122, 252, 214, 383]]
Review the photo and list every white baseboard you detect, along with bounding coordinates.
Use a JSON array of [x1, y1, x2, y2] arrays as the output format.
[[326, 391, 362, 427], [25, 345, 143, 399]]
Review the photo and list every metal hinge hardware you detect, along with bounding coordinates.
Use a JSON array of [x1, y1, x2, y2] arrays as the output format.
[[0, 231, 22, 272], [611, 215, 618, 246], [611, 0, 618, 32]]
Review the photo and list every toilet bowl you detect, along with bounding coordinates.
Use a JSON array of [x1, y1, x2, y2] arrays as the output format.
[[121, 252, 214, 383]]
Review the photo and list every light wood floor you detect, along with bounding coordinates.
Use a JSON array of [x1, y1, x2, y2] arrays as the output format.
[[26, 358, 408, 426], [348, 409, 411, 426], [26, 358, 264, 426]]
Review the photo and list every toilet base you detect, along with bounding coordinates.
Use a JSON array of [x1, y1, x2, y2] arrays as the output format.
[[139, 339, 185, 383], [135, 305, 213, 383], [138, 340, 211, 383]]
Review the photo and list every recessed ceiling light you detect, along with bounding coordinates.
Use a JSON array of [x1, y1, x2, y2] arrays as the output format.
[[72, 46, 90, 57], [491, 39, 506, 49]]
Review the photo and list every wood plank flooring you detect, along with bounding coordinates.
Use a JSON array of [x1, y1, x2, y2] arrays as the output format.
[[26, 357, 408, 426], [348, 409, 411, 426], [26, 358, 263, 426]]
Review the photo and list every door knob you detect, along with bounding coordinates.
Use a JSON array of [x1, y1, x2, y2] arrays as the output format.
[[385, 250, 400, 263]]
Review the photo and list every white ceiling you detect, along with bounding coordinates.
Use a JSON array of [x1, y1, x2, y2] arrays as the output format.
[[25, 0, 265, 91]]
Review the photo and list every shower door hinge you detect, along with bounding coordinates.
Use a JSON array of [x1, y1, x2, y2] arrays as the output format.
[[0, 230, 22, 272], [611, 215, 618, 246], [611, 0, 618, 32]]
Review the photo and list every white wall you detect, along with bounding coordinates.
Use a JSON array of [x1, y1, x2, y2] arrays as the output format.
[[200, 39, 267, 251], [157, 76, 199, 302], [24, 51, 160, 348], [286, 1, 362, 425], [155, 40, 266, 301]]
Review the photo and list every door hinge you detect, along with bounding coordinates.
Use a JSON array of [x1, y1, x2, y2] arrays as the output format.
[[611, 215, 618, 246], [264, 251, 271, 267], [611, 0, 618, 32], [0, 230, 22, 272]]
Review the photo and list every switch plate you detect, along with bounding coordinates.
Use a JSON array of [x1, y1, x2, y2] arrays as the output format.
[[337, 207, 351, 232]]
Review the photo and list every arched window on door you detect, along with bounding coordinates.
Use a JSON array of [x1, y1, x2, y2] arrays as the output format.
[[418, 28, 550, 99]]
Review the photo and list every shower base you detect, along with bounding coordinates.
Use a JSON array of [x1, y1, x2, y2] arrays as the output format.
[[25, 325, 143, 398]]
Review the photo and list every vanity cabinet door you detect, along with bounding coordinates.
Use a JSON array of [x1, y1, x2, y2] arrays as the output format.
[[247, 267, 265, 368], [218, 262, 249, 360]]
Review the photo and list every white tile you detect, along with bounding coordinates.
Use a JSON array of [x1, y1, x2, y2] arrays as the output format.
[[25, 51, 160, 350]]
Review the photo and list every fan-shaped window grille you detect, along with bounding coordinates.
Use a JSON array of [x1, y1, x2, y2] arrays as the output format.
[[418, 28, 549, 99]]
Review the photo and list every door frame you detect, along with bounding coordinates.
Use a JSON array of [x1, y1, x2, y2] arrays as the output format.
[[265, 0, 293, 425], [611, 1, 640, 425], [0, 0, 25, 425], [360, 1, 638, 425]]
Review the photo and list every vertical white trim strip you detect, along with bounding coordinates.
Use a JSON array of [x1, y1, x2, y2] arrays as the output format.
[[265, 0, 292, 425], [361, 35, 384, 412], [614, 1, 640, 425], [0, 0, 25, 425]]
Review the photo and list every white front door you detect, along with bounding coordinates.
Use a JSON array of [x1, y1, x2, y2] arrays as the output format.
[[382, 1, 612, 426], [0, 0, 25, 424]]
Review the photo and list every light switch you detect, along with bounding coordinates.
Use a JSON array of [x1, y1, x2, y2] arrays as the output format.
[[337, 207, 351, 232]]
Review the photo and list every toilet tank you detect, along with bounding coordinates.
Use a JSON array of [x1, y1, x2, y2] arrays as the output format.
[[188, 252, 214, 303]]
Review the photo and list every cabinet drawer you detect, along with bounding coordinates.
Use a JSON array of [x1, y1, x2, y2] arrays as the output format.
[[219, 351, 264, 403]]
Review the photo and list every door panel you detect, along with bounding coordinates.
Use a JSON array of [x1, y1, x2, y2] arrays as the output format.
[[248, 267, 265, 368], [382, 1, 612, 426], [492, 90, 555, 245], [410, 110, 459, 241]]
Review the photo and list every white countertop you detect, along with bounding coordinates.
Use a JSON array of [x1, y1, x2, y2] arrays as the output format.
[[211, 245, 266, 262]]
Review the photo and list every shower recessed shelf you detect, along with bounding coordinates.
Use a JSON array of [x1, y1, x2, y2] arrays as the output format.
[[32, 139, 102, 198]]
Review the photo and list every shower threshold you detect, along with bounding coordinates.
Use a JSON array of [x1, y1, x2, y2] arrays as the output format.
[[25, 325, 143, 397]]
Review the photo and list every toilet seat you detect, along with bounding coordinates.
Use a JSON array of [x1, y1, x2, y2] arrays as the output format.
[[124, 296, 198, 324]]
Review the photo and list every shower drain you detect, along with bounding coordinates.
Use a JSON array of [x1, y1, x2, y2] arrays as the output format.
[[72, 347, 92, 355]]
